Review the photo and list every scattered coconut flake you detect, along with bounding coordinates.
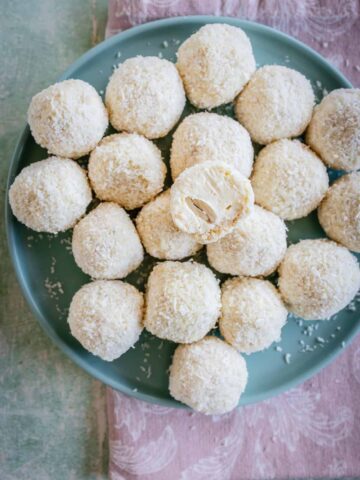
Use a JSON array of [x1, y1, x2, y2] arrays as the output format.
[[284, 353, 291, 364]]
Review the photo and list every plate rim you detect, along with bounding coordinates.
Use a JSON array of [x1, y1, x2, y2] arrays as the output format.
[[5, 15, 358, 408]]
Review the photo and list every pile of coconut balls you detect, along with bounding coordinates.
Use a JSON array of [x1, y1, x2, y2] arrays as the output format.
[[9, 24, 360, 415]]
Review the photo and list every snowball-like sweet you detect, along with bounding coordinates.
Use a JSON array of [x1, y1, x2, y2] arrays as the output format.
[[207, 205, 287, 276], [9, 157, 92, 233], [220, 277, 287, 353], [28, 79, 108, 159], [176, 24, 256, 109], [72, 202, 144, 279], [88, 133, 166, 210], [68, 280, 143, 361], [105, 56, 185, 139], [318, 173, 360, 253], [251, 140, 328, 220], [170, 112, 253, 180], [136, 190, 202, 260], [169, 336, 248, 415], [278, 239, 360, 320], [170, 162, 254, 244], [306, 89, 360, 171], [144, 261, 220, 343], [235, 65, 314, 144]]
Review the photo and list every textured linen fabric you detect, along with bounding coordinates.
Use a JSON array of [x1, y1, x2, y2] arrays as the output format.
[[106, 1, 360, 479]]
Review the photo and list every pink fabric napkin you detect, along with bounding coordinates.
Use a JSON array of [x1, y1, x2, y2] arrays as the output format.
[[106, 2, 360, 479]]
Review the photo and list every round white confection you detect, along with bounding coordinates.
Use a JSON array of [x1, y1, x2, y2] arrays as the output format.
[[9, 157, 92, 233], [105, 56, 185, 139], [88, 133, 166, 210], [169, 336, 248, 415], [176, 24, 256, 109], [170, 112, 253, 180], [68, 280, 143, 361], [136, 190, 202, 260], [235, 65, 314, 144], [278, 239, 360, 320], [306, 89, 360, 171], [220, 277, 287, 353], [170, 161, 254, 244], [144, 261, 221, 343], [28, 79, 108, 158], [251, 139, 328, 220]]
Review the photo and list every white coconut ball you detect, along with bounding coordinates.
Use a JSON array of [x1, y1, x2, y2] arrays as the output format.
[[144, 261, 221, 343], [176, 24, 256, 109], [220, 277, 287, 353], [169, 336, 248, 415], [136, 190, 202, 260], [278, 239, 360, 320], [235, 65, 314, 144], [105, 56, 185, 139], [9, 157, 92, 233], [170, 112, 254, 180], [68, 280, 143, 361], [28, 79, 108, 159], [72, 202, 144, 279], [207, 205, 287, 276], [318, 172, 360, 253], [306, 89, 360, 171], [251, 140, 328, 220], [170, 161, 254, 244], [88, 133, 166, 210]]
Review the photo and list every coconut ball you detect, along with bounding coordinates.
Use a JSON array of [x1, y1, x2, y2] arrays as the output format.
[[306, 89, 360, 171], [68, 280, 143, 361], [220, 277, 287, 354], [105, 56, 185, 139], [136, 190, 202, 260], [28, 79, 108, 159], [235, 65, 314, 144], [207, 205, 287, 276], [88, 133, 166, 210], [9, 157, 92, 233], [170, 112, 254, 180], [318, 173, 360, 253], [251, 140, 328, 220], [72, 202, 144, 279], [278, 239, 360, 320], [176, 24, 256, 109], [144, 261, 221, 343], [169, 336, 248, 415], [170, 161, 254, 244]]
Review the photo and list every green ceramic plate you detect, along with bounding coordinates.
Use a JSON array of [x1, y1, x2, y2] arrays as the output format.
[[6, 16, 359, 407]]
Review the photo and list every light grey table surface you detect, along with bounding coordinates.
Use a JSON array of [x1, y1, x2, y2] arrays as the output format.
[[0, 1, 110, 478]]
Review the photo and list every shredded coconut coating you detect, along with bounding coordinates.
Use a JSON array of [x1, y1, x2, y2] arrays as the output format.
[[251, 139, 328, 220], [28, 79, 108, 159], [235, 65, 314, 144], [170, 161, 254, 244], [169, 336, 248, 415], [68, 280, 143, 361], [170, 112, 253, 180], [220, 277, 287, 354], [318, 172, 360, 253], [72, 202, 144, 279], [135, 190, 202, 260], [176, 24, 256, 109], [9, 157, 92, 234], [207, 205, 287, 276], [278, 239, 360, 320], [306, 89, 360, 171], [105, 56, 185, 139], [88, 133, 166, 210], [144, 261, 221, 343]]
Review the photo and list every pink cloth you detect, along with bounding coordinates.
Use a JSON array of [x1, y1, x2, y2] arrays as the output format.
[[106, 2, 360, 479]]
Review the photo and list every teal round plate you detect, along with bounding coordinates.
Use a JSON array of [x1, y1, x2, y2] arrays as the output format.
[[6, 16, 359, 407]]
